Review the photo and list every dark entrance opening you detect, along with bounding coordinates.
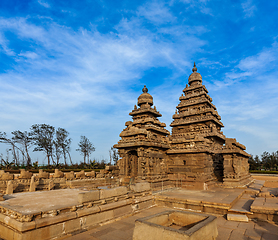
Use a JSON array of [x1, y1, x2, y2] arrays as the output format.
[[127, 150, 138, 177]]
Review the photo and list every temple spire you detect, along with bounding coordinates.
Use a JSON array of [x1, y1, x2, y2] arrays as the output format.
[[192, 62, 197, 72], [142, 85, 148, 93]]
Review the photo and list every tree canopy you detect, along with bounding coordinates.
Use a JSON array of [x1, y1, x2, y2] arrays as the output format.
[[76, 136, 95, 164]]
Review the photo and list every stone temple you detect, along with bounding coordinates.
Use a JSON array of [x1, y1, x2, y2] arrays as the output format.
[[114, 63, 252, 189]]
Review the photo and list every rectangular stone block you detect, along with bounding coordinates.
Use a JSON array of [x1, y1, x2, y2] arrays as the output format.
[[99, 200, 129, 212], [35, 212, 77, 228], [78, 190, 100, 203], [130, 182, 150, 193], [0, 214, 36, 232], [22, 222, 64, 240], [85, 210, 114, 227], [77, 206, 100, 218], [227, 213, 248, 222], [100, 187, 127, 199], [113, 204, 133, 218]]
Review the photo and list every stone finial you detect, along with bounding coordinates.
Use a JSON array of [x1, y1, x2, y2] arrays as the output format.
[[134, 105, 137, 110], [192, 62, 197, 72], [142, 85, 148, 93], [154, 106, 157, 111]]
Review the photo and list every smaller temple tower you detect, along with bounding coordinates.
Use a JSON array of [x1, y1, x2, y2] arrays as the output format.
[[114, 86, 170, 183]]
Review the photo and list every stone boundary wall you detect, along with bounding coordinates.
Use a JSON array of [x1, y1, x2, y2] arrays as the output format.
[[0, 183, 153, 240], [0, 169, 116, 194]]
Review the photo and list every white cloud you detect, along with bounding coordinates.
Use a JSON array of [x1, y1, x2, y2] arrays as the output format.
[[137, 2, 175, 24], [37, 0, 51, 8], [241, 0, 257, 18]]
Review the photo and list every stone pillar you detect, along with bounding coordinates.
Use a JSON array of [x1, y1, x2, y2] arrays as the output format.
[[137, 148, 144, 177], [29, 176, 36, 192], [48, 180, 54, 190], [6, 181, 13, 195]]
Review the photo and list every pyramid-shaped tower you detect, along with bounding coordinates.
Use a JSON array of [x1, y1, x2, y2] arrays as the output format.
[[167, 63, 225, 188], [167, 63, 251, 189], [114, 86, 170, 181]]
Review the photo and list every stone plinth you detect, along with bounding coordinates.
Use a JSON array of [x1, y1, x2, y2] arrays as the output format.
[[133, 210, 218, 240], [0, 188, 154, 240]]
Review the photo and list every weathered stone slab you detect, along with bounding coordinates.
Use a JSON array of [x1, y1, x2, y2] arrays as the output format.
[[227, 213, 248, 222], [130, 182, 151, 193], [78, 190, 100, 203], [100, 187, 127, 199]]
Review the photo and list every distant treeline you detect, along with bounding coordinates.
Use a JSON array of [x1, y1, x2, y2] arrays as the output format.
[[249, 151, 278, 171]]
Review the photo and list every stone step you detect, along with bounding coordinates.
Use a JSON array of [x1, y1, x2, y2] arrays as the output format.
[[227, 213, 249, 222], [245, 180, 265, 194], [228, 193, 254, 215]]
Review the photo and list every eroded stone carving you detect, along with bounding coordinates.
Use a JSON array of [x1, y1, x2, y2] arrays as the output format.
[[18, 169, 33, 179]]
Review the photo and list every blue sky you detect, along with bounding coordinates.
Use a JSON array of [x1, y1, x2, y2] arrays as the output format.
[[0, 0, 278, 164]]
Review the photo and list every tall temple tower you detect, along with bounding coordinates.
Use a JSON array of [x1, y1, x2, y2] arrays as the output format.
[[114, 86, 170, 182], [167, 63, 251, 189], [167, 63, 226, 189]]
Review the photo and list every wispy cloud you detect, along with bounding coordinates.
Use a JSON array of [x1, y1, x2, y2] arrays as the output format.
[[37, 0, 51, 9], [241, 0, 257, 18], [137, 1, 175, 24]]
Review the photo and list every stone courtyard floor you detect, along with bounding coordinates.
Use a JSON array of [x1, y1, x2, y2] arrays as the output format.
[[64, 206, 278, 240]]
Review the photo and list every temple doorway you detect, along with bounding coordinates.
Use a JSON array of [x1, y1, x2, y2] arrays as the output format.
[[127, 150, 138, 177]]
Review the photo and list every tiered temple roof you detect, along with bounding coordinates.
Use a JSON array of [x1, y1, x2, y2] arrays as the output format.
[[114, 85, 169, 150], [169, 63, 225, 154]]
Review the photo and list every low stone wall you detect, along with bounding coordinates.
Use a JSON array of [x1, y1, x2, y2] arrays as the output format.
[[0, 169, 117, 194], [133, 210, 218, 240], [0, 183, 153, 240]]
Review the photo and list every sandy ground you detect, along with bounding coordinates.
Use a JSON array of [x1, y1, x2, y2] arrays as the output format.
[[251, 174, 278, 188]]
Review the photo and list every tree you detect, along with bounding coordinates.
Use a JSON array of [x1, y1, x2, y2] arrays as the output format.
[[31, 124, 55, 166], [254, 155, 261, 170], [11, 130, 34, 167], [76, 136, 95, 164], [109, 147, 119, 165], [53, 128, 71, 166], [0, 132, 21, 165]]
